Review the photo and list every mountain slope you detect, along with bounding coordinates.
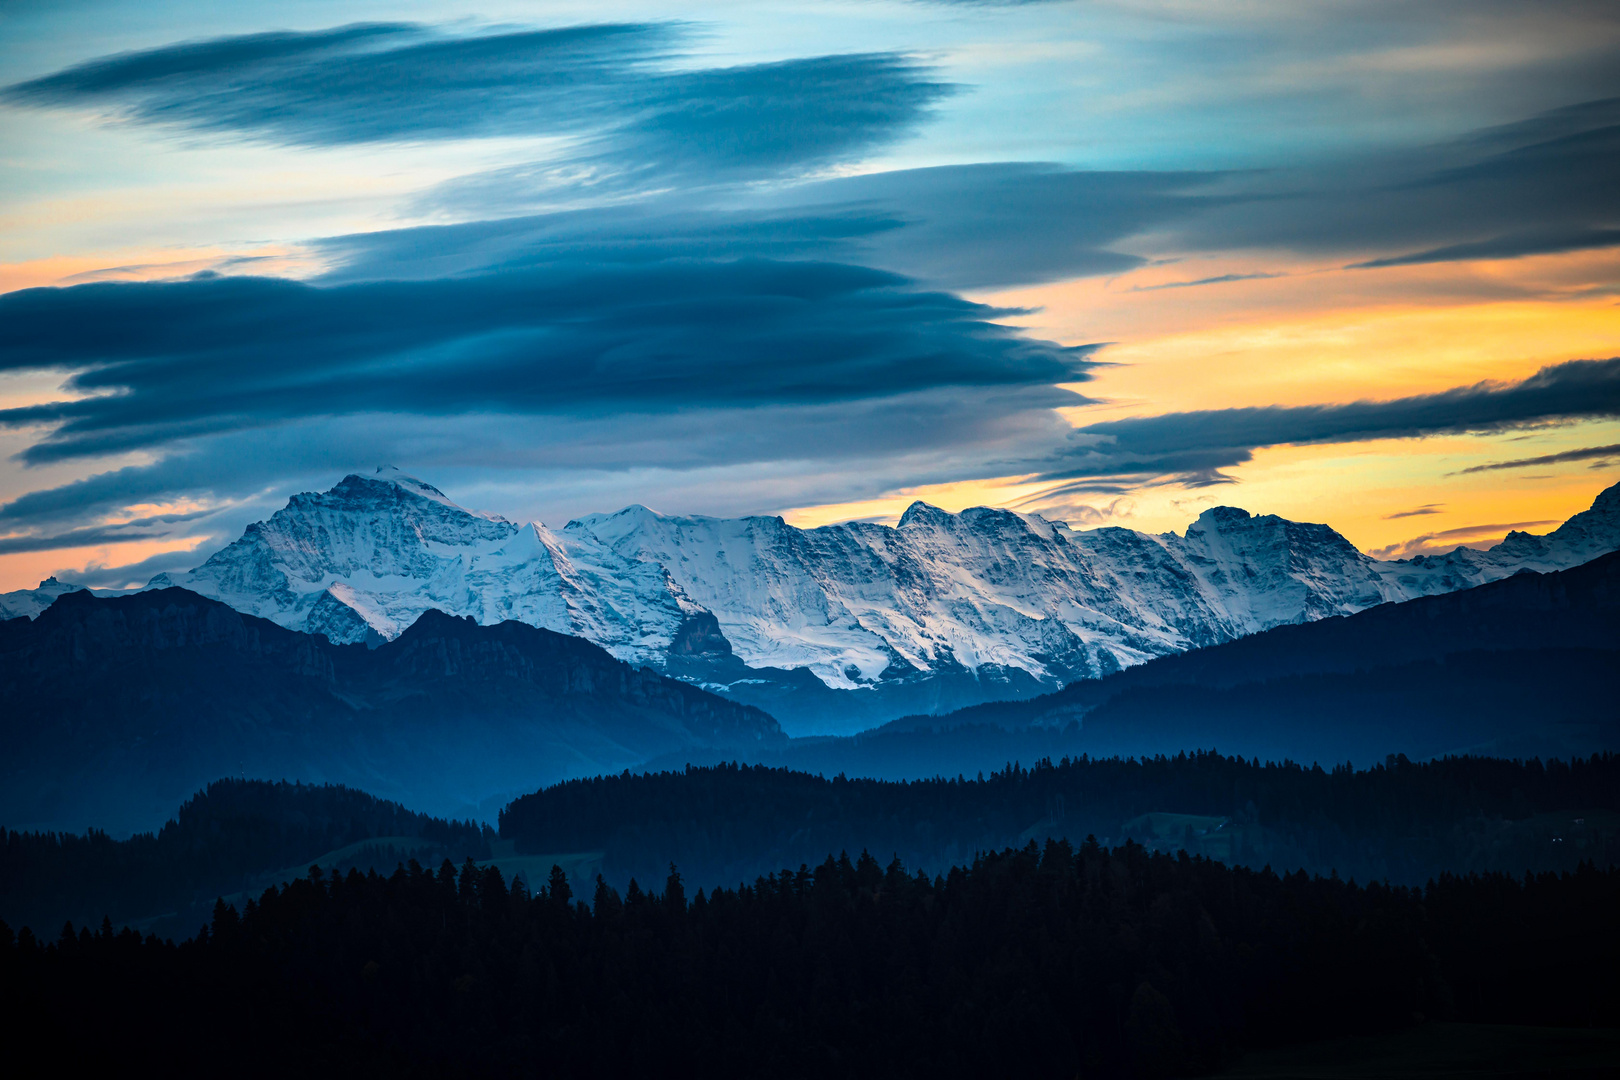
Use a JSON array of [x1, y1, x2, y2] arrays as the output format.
[[19, 468, 1617, 735], [874, 550, 1620, 765], [0, 588, 781, 834]]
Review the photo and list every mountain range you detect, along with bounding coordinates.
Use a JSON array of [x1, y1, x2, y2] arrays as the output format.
[[655, 551, 1620, 780], [4, 539, 1614, 836], [0, 587, 780, 833], [5, 468, 1618, 734], [891, 548, 1620, 763]]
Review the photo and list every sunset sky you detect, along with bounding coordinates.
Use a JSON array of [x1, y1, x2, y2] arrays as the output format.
[[1, 0, 1617, 592]]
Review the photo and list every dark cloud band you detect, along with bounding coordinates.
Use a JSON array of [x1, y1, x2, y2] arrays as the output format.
[[1168, 99, 1620, 269], [0, 261, 1096, 464], [4, 24, 671, 144], [1040, 358, 1620, 483], [1348, 228, 1620, 269], [4, 24, 948, 184]]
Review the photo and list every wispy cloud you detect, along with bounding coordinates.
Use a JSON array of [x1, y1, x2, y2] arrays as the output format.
[[0, 523, 170, 555], [1455, 443, 1620, 473], [1037, 357, 1620, 484], [1368, 520, 1557, 560], [0, 506, 228, 554], [3, 24, 670, 145], [51, 542, 219, 590], [5, 24, 950, 189], [1173, 97, 1620, 266], [1129, 272, 1282, 292], [1383, 503, 1445, 519], [401, 164, 1211, 291], [1347, 227, 1620, 269]]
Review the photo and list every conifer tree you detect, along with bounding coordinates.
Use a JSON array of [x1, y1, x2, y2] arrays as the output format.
[[548, 864, 571, 908]]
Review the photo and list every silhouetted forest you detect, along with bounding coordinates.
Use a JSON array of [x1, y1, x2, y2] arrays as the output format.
[[502, 753, 1620, 889], [0, 779, 489, 933], [4, 841, 1615, 1077]]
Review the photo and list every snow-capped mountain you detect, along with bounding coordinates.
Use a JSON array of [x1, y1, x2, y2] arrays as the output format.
[[12, 468, 1617, 734], [145, 470, 708, 657], [0, 575, 85, 620]]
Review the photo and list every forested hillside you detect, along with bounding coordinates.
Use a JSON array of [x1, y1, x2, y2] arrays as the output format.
[[502, 753, 1620, 889], [1, 780, 490, 934]]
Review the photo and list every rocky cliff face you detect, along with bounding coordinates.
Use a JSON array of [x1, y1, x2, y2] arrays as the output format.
[[14, 468, 1617, 734]]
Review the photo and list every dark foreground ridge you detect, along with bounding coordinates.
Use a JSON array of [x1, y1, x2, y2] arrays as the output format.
[[0, 587, 783, 832], [505, 753, 1620, 890], [1, 779, 491, 936], [4, 841, 1615, 1077]]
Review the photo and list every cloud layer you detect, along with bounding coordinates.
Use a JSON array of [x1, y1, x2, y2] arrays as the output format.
[[1043, 359, 1620, 484], [6, 24, 663, 144], [1176, 97, 1620, 266], [3, 13, 1618, 581], [14, 21, 1617, 283], [0, 261, 1094, 467], [6, 23, 948, 189]]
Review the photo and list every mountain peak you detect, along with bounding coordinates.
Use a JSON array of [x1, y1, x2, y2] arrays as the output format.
[[1194, 506, 1253, 527], [320, 468, 512, 526], [1531, 475, 1620, 558], [396, 607, 480, 640], [898, 501, 950, 528], [335, 467, 458, 507], [614, 503, 663, 521], [564, 503, 669, 541]]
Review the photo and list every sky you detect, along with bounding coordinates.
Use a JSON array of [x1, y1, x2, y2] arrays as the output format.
[[0, 0, 1617, 591]]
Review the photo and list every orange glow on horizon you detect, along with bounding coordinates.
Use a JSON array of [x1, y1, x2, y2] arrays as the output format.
[[989, 248, 1620, 418], [0, 536, 209, 594], [0, 244, 319, 295], [786, 247, 1620, 555]]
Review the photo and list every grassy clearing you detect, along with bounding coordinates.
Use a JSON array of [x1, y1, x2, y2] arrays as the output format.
[[482, 841, 604, 894]]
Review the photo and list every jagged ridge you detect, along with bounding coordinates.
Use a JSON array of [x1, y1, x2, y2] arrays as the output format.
[[7, 468, 1617, 735]]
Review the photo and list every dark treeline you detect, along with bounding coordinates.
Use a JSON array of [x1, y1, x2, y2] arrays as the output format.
[[4, 842, 1615, 1077], [0, 779, 490, 933], [502, 752, 1620, 890]]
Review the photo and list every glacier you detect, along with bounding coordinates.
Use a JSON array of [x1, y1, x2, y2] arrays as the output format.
[[7, 466, 1618, 734]]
